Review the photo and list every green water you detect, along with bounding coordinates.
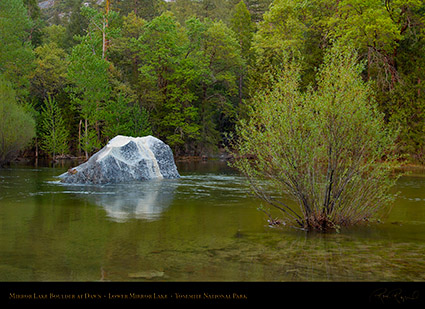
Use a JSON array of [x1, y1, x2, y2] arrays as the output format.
[[0, 161, 424, 282]]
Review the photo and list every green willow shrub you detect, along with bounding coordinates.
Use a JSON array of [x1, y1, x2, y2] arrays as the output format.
[[0, 74, 35, 166], [230, 44, 400, 232]]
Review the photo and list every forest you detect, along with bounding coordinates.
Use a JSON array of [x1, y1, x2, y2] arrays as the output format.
[[1, 0, 425, 165]]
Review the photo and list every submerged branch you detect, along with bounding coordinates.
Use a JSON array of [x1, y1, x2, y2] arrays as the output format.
[[242, 168, 304, 225]]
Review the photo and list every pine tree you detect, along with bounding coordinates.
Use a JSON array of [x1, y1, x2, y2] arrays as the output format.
[[230, 1, 255, 108], [102, 93, 152, 140], [67, 34, 110, 159], [0, 0, 34, 99], [39, 95, 69, 159]]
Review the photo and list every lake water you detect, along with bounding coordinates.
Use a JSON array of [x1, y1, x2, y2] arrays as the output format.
[[0, 160, 425, 282]]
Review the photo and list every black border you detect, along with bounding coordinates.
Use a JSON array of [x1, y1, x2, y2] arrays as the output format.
[[1, 281, 424, 306]]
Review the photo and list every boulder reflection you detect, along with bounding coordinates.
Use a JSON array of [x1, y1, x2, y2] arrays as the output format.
[[65, 179, 177, 222]]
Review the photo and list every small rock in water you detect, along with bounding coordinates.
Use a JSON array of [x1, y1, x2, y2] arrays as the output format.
[[59, 135, 180, 184], [128, 270, 165, 279]]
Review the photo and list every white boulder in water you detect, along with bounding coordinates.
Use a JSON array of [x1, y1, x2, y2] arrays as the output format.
[[59, 135, 180, 184]]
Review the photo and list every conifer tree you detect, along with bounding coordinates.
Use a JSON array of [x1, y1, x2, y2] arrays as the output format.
[[230, 0, 255, 107], [39, 95, 69, 159], [0, 0, 34, 99]]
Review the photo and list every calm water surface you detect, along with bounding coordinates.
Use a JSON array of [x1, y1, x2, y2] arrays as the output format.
[[0, 161, 425, 281]]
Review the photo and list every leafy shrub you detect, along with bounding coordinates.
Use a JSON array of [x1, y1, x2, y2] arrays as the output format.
[[0, 75, 35, 165], [231, 44, 400, 232]]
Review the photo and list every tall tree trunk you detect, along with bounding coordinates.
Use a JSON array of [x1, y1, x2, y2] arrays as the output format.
[[102, 0, 110, 60], [35, 137, 38, 158], [239, 71, 243, 107], [102, 21, 107, 60], [134, 0, 138, 15], [367, 46, 371, 81], [85, 118, 88, 160], [78, 119, 82, 157]]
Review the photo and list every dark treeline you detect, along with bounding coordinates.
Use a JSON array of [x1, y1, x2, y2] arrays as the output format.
[[1, 0, 424, 164]]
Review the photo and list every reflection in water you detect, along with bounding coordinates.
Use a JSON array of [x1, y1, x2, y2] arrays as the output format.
[[1, 161, 425, 282], [60, 179, 177, 222]]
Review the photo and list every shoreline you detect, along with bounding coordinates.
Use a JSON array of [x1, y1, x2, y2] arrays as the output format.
[[6, 153, 425, 172], [6, 154, 232, 168]]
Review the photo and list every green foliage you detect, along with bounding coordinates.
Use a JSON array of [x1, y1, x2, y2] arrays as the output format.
[[113, 0, 164, 21], [196, 19, 243, 153], [64, 0, 89, 50], [230, 1, 255, 57], [0, 0, 424, 165], [231, 44, 400, 232], [381, 76, 425, 162], [23, 0, 44, 47], [39, 96, 69, 158], [169, 0, 271, 24], [327, 0, 401, 54], [30, 42, 69, 100], [243, 0, 273, 22], [230, 1, 255, 117], [170, 0, 201, 24], [0, 74, 35, 165], [249, 0, 329, 91], [0, 0, 34, 99], [248, 0, 425, 163], [102, 93, 152, 139], [108, 12, 147, 88], [327, 0, 423, 89], [67, 34, 110, 158], [119, 12, 243, 154], [132, 12, 201, 151], [42, 24, 68, 50], [329, 0, 425, 162]]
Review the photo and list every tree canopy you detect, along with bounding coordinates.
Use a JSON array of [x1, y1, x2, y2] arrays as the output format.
[[0, 0, 423, 167]]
